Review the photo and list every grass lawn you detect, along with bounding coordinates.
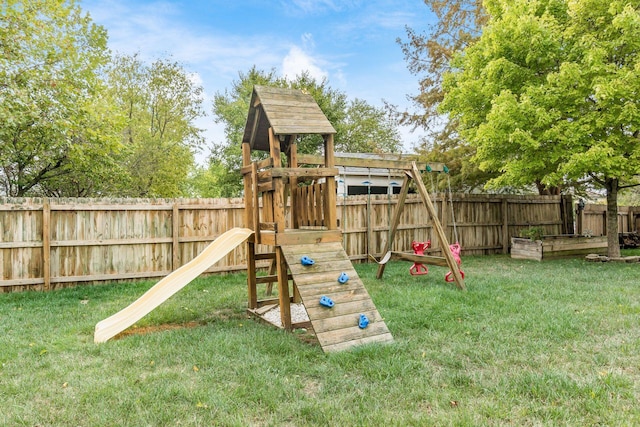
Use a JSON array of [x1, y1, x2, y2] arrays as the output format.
[[1, 253, 640, 426]]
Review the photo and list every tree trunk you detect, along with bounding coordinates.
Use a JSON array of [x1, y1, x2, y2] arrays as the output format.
[[605, 178, 621, 258]]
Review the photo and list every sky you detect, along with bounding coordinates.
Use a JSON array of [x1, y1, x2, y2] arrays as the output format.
[[81, 0, 436, 162]]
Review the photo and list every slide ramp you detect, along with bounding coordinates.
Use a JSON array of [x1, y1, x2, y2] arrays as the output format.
[[280, 242, 393, 353], [94, 227, 253, 343]]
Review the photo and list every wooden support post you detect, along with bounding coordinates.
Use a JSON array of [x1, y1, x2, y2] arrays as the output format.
[[247, 241, 257, 309], [411, 163, 466, 290], [42, 198, 51, 291], [243, 142, 259, 310], [269, 128, 286, 233], [251, 163, 261, 243], [276, 247, 291, 330], [323, 134, 338, 230], [376, 173, 411, 279], [242, 142, 255, 230], [242, 142, 252, 226], [288, 139, 299, 229]]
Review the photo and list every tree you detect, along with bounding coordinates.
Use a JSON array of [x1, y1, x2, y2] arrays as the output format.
[[340, 99, 401, 154], [209, 67, 401, 197], [104, 54, 206, 197], [0, 0, 118, 196], [440, 0, 640, 257], [396, 0, 488, 191]]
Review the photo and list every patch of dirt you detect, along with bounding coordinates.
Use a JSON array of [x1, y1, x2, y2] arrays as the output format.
[[114, 321, 202, 339]]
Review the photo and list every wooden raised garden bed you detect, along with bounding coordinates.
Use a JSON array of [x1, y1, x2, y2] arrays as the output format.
[[511, 235, 608, 261]]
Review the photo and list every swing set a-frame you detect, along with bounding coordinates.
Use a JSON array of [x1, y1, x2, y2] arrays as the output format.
[[297, 153, 466, 291]]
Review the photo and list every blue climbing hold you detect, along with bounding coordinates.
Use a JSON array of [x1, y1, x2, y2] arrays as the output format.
[[300, 256, 315, 266], [319, 295, 334, 308], [358, 314, 369, 329], [338, 272, 349, 284]]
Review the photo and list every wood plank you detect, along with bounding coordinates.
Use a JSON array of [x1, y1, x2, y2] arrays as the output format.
[[297, 153, 441, 172], [279, 241, 345, 255], [322, 332, 394, 353], [316, 322, 392, 347], [295, 279, 365, 295], [254, 303, 277, 315], [255, 252, 276, 261], [311, 308, 384, 334], [305, 298, 378, 320], [258, 102, 328, 112], [301, 287, 371, 305], [274, 229, 342, 245], [269, 167, 338, 179], [287, 259, 354, 276], [255, 273, 292, 284], [241, 157, 274, 175], [391, 252, 448, 267]]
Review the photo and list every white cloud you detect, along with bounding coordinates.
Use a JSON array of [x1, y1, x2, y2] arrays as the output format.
[[87, 0, 284, 81], [282, 46, 329, 82]]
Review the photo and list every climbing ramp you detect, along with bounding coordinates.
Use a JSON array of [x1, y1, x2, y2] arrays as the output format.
[[280, 242, 393, 353]]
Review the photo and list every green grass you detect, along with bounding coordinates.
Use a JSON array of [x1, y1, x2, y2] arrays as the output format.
[[2, 254, 640, 426]]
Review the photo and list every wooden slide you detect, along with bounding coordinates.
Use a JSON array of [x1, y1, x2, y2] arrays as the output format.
[[94, 227, 254, 343]]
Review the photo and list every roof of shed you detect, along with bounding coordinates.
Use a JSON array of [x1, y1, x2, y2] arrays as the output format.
[[242, 85, 336, 152]]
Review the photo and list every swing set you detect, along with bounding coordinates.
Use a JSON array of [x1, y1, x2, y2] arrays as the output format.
[[297, 153, 466, 290]]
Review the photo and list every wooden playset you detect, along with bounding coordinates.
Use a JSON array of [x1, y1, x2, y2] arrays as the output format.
[[95, 85, 464, 352], [241, 85, 464, 352]]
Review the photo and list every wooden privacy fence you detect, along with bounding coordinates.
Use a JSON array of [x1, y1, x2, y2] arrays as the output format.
[[576, 204, 640, 237], [0, 194, 590, 293]]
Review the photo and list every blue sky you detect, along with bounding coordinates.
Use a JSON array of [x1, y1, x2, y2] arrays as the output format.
[[81, 0, 435, 160]]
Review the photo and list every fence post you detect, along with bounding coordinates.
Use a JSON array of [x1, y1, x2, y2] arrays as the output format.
[[42, 198, 51, 291], [172, 203, 180, 269], [561, 195, 574, 234], [502, 198, 509, 254], [576, 204, 583, 235]]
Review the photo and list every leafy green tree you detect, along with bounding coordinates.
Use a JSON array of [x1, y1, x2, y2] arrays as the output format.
[[440, 0, 640, 256], [340, 99, 401, 154], [105, 54, 206, 197], [396, 0, 488, 191], [209, 67, 401, 197], [0, 0, 119, 196]]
